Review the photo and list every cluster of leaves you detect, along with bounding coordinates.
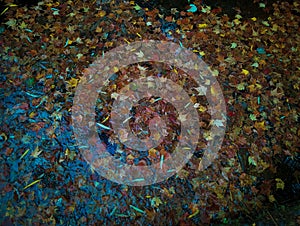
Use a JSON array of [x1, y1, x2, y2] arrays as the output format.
[[0, 0, 299, 225]]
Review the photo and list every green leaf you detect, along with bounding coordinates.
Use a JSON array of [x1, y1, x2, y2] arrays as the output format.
[[151, 197, 163, 207], [187, 4, 197, 13], [235, 14, 242, 19], [213, 119, 224, 127], [259, 3, 266, 8], [248, 156, 257, 166], [134, 4, 141, 10], [5, 19, 17, 28], [251, 62, 259, 68], [262, 21, 270, 26], [231, 42, 238, 49], [201, 5, 211, 13], [237, 83, 245, 90], [19, 21, 27, 29], [249, 114, 257, 121]]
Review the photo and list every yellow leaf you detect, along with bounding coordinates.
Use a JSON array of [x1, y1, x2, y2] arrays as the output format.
[[210, 86, 216, 95], [96, 26, 102, 33], [198, 23, 208, 29], [271, 24, 278, 31], [248, 84, 256, 92], [268, 195, 276, 203], [67, 78, 78, 88], [254, 121, 266, 130], [148, 148, 157, 157], [242, 69, 249, 75], [29, 111, 36, 118], [259, 59, 267, 66], [275, 178, 285, 190], [198, 105, 207, 112], [233, 18, 241, 25], [260, 28, 268, 34], [251, 17, 257, 21], [113, 66, 119, 73], [96, 10, 106, 17], [65, 148, 70, 156]]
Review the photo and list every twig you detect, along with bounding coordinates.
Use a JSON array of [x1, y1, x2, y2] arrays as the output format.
[[266, 209, 278, 226]]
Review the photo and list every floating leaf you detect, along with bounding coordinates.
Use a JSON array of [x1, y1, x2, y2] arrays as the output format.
[[31, 146, 43, 158], [268, 195, 276, 202], [19, 21, 27, 29], [201, 5, 211, 13], [133, 4, 141, 11], [151, 197, 163, 207], [66, 77, 79, 88], [256, 47, 266, 54], [275, 178, 285, 190], [198, 23, 208, 29], [259, 3, 266, 8], [249, 114, 257, 121], [241, 69, 249, 75], [187, 4, 197, 13], [262, 21, 270, 26], [237, 83, 245, 90], [231, 42, 238, 48], [248, 156, 257, 166], [5, 19, 17, 28], [212, 119, 224, 127], [254, 121, 266, 130]]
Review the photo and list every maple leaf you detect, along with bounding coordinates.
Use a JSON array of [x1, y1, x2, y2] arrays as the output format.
[[66, 25, 76, 33], [187, 4, 197, 13], [194, 86, 207, 95], [5, 19, 17, 28], [53, 10, 59, 16], [248, 156, 257, 166], [135, 51, 144, 58], [133, 4, 141, 10], [19, 21, 27, 29], [212, 119, 224, 128], [275, 178, 285, 190], [76, 53, 83, 59], [237, 83, 245, 90], [249, 114, 257, 121], [66, 77, 79, 88], [178, 114, 187, 122], [259, 3, 266, 8], [31, 146, 43, 158], [231, 42, 237, 49], [151, 197, 162, 207]]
